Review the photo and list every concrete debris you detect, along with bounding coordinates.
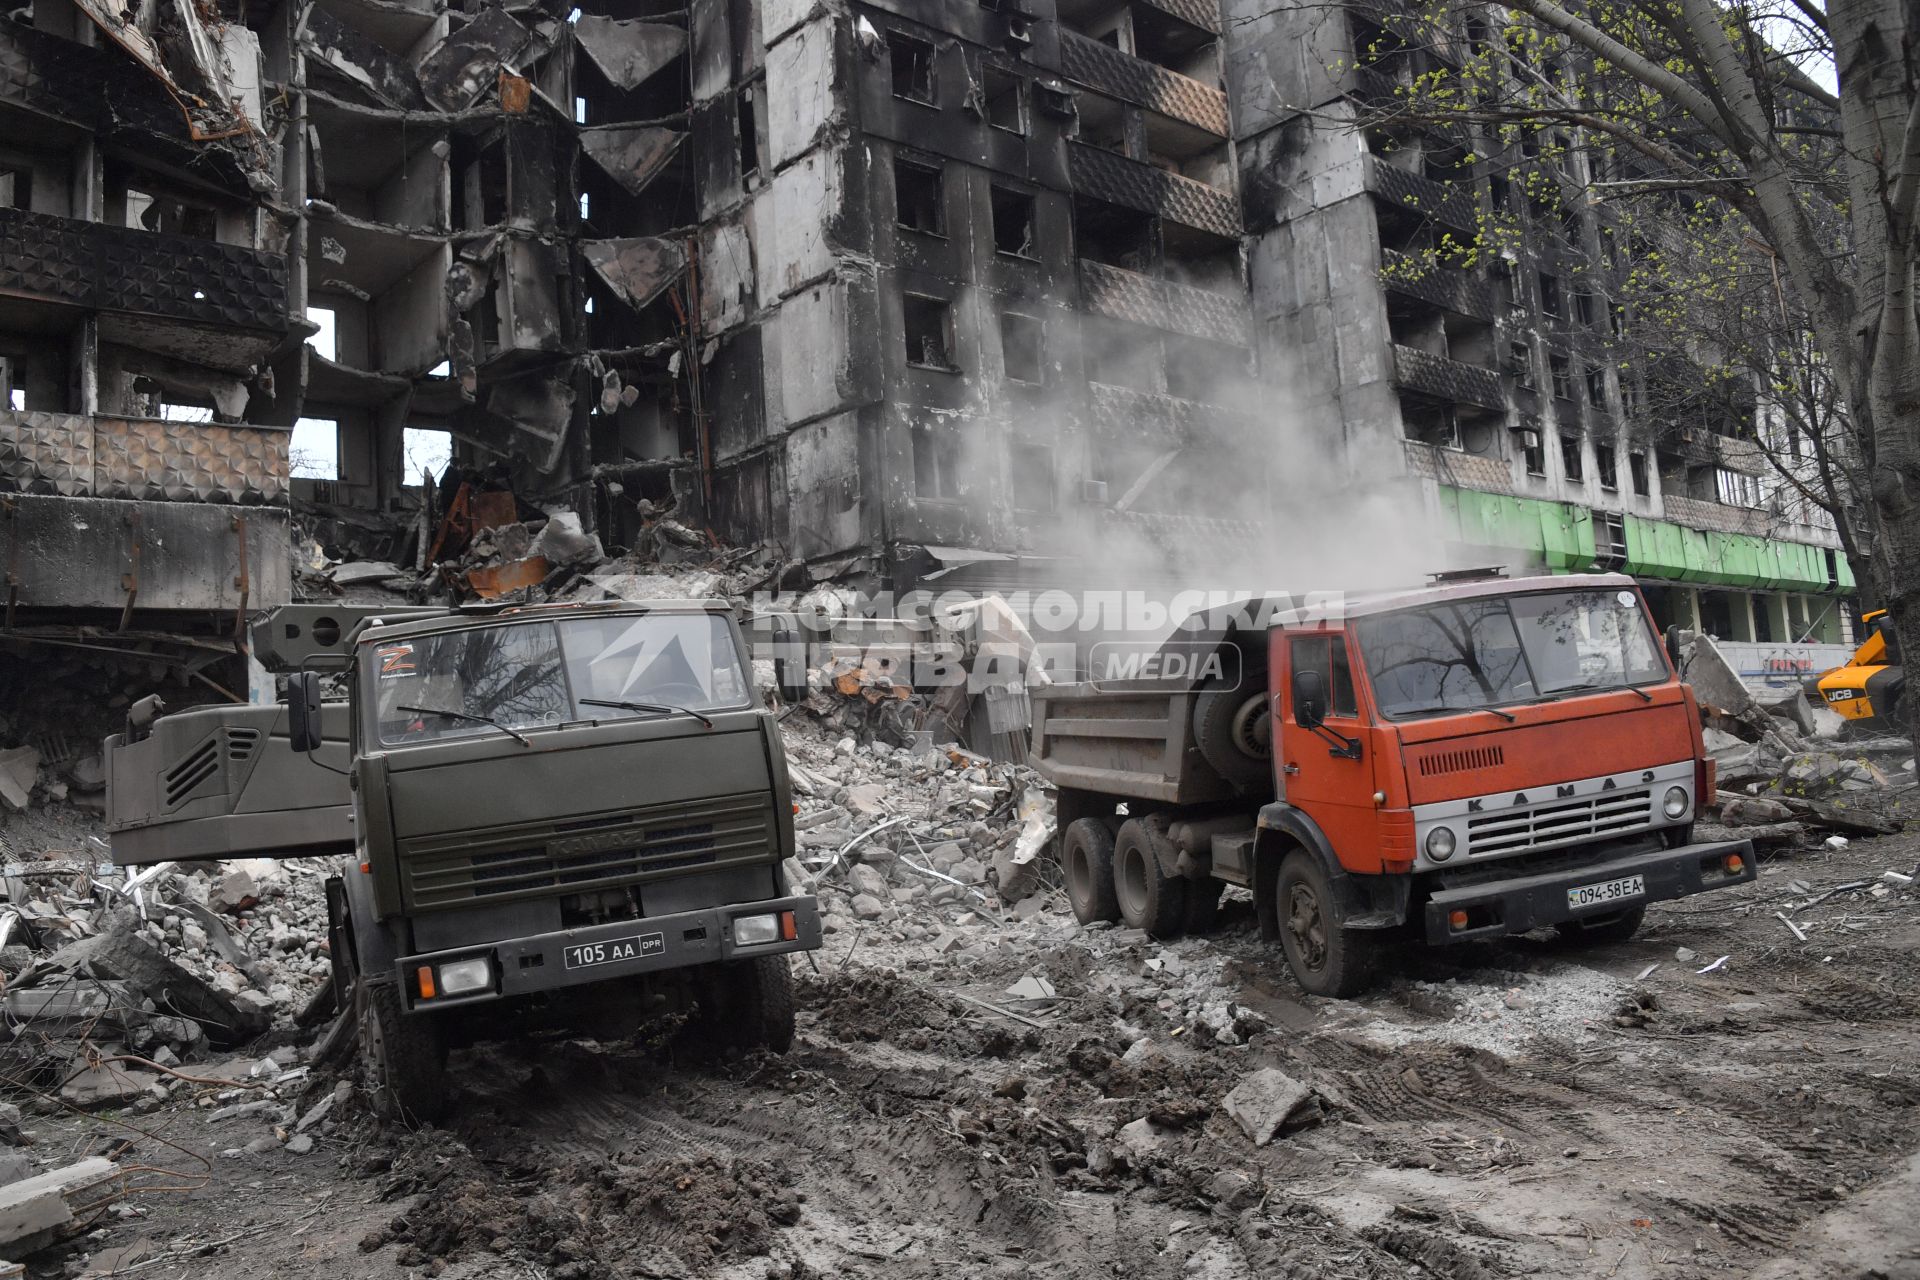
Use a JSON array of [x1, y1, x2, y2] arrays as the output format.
[[0, 1158, 122, 1255], [0, 748, 41, 812], [1222, 1067, 1318, 1146]]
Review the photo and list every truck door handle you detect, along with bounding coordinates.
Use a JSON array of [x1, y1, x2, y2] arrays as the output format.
[[1282, 763, 1300, 775]]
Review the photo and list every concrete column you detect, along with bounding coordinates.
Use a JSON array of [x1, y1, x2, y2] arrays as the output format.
[[1761, 592, 1791, 645]]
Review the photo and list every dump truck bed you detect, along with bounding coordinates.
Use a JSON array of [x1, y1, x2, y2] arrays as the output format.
[[1029, 681, 1237, 804], [105, 702, 352, 865]]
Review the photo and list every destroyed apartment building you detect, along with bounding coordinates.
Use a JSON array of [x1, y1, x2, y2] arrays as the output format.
[[0, 0, 1863, 692]]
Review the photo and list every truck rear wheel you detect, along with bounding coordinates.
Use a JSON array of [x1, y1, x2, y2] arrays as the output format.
[[1555, 906, 1645, 945], [703, 955, 797, 1053], [1275, 851, 1373, 997], [1115, 818, 1188, 937], [1062, 819, 1121, 925], [359, 980, 450, 1125]]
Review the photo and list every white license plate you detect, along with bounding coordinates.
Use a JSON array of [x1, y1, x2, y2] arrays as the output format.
[[563, 932, 664, 970], [1567, 874, 1645, 911]]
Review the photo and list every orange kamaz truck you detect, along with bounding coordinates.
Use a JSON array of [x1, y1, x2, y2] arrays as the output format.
[[1031, 571, 1756, 996]]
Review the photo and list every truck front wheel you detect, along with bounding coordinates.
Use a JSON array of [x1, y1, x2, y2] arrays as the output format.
[[1062, 819, 1121, 925], [359, 980, 450, 1125], [1276, 851, 1374, 997], [702, 954, 797, 1053], [1115, 819, 1188, 937]]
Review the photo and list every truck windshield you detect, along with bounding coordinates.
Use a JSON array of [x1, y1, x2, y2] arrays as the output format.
[[1356, 588, 1665, 720], [370, 613, 750, 746]]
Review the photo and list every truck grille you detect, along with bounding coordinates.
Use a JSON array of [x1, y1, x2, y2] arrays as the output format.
[[1465, 787, 1654, 858], [402, 794, 774, 908]]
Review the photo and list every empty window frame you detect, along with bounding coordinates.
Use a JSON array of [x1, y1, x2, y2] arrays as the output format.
[[737, 86, 761, 180], [1586, 365, 1606, 407], [1010, 443, 1054, 510], [1561, 433, 1583, 480], [984, 65, 1025, 133], [1549, 353, 1573, 401], [1629, 450, 1650, 496], [0, 164, 29, 210], [1001, 311, 1043, 383], [991, 185, 1037, 257], [291, 417, 342, 481], [895, 157, 944, 234], [1537, 272, 1562, 317], [1572, 287, 1596, 326], [1508, 341, 1536, 390], [1522, 429, 1545, 476], [890, 33, 935, 104], [402, 427, 453, 484], [912, 425, 962, 498], [1596, 441, 1618, 490], [903, 293, 956, 369]]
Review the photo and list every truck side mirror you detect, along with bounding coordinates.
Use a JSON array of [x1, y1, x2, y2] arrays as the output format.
[[1664, 624, 1685, 671], [1292, 668, 1327, 730], [286, 671, 324, 753], [774, 625, 810, 705]]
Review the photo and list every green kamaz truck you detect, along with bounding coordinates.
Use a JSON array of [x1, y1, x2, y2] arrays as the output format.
[[106, 599, 821, 1121]]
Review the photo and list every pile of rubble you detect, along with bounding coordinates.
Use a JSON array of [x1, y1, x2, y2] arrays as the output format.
[[1682, 631, 1913, 846], [0, 856, 335, 1095]]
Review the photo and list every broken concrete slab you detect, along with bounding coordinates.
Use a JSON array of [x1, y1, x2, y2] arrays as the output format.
[[572, 16, 686, 90], [582, 237, 687, 312], [0, 1157, 120, 1254], [1718, 794, 1795, 826], [579, 125, 684, 196], [59, 1065, 160, 1109], [847, 864, 889, 900], [415, 6, 534, 110], [0, 747, 40, 811], [1223, 1067, 1316, 1146], [45, 927, 270, 1047]]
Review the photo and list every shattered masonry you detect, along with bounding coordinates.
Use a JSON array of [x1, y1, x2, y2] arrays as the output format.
[[0, 0, 1855, 657]]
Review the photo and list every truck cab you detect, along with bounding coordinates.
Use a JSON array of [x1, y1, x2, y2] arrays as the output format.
[[1033, 573, 1756, 995]]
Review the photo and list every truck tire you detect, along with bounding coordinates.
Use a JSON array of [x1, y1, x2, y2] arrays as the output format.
[[1114, 819, 1188, 937], [1193, 673, 1272, 792], [1062, 819, 1121, 925], [1183, 878, 1225, 935], [1555, 906, 1646, 945], [1275, 850, 1374, 997], [359, 980, 450, 1125], [705, 955, 797, 1053]]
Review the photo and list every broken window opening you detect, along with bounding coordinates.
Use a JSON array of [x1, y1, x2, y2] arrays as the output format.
[[1537, 272, 1562, 318], [1403, 400, 1462, 450], [1549, 353, 1572, 401], [737, 87, 761, 179], [1586, 367, 1605, 407], [1562, 434, 1584, 481], [1629, 450, 1650, 496], [1001, 312, 1043, 383], [890, 33, 936, 104], [0, 357, 23, 411], [912, 425, 962, 499], [579, 192, 592, 221], [0, 166, 29, 210], [991, 186, 1037, 258], [1011, 443, 1054, 511], [1521, 428, 1545, 476], [895, 157, 944, 235], [403, 427, 454, 485], [903, 293, 956, 370], [1596, 442, 1618, 490], [984, 66, 1025, 133], [575, 96, 588, 124], [292, 417, 343, 481], [124, 187, 217, 240], [1572, 287, 1596, 326], [158, 400, 215, 424], [306, 306, 338, 362], [1507, 341, 1535, 390]]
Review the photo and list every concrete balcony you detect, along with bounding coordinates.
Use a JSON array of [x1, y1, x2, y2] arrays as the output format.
[[1086, 382, 1261, 443], [0, 208, 288, 337], [1366, 155, 1478, 234], [1381, 249, 1495, 320], [1079, 259, 1251, 348], [0, 410, 291, 504], [1391, 344, 1506, 412], [1058, 29, 1228, 136], [1068, 142, 1240, 239]]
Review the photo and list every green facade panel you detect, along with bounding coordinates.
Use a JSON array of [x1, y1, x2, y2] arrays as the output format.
[[1438, 488, 1849, 594]]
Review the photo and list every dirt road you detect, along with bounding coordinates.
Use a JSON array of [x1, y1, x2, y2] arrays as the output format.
[[20, 830, 1920, 1280]]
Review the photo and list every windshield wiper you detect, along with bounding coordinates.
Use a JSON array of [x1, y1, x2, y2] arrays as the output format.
[[397, 705, 534, 747], [580, 698, 715, 730], [1394, 704, 1517, 723], [1543, 682, 1653, 703]]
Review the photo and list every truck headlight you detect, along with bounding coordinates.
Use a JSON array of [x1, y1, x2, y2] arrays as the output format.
[[733, 913, 781, 946], [1663, 785, 1690, 819], [1425, 826, 1457, 861], [436, 956, 493, 996]]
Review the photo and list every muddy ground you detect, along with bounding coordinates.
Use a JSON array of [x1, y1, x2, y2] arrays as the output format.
[[14, 829, 1920, 1280]]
